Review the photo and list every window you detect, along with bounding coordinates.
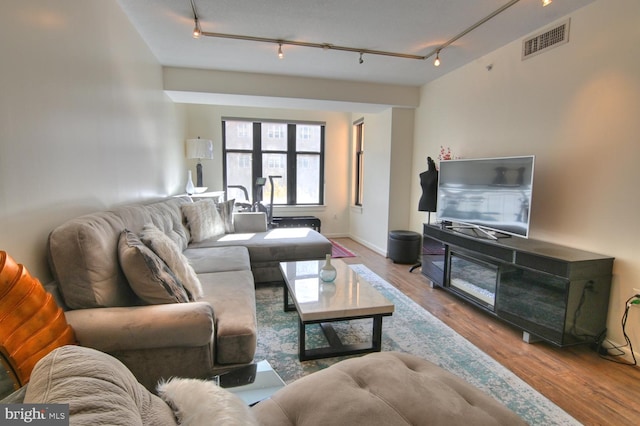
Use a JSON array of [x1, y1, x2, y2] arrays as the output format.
[[354, 119, 364, 206], [223, 119, 325, 206]]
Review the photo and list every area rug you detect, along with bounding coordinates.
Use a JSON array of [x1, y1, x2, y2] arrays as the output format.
[[254, 264, 579, 426], [329, 239, 356, 258]]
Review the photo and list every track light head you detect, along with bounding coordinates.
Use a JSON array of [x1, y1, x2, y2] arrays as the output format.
[[278, 43, 284, 59], [434, 50, 441, 67], [192, 18, 201, 39], [359, 52, 364, 64]]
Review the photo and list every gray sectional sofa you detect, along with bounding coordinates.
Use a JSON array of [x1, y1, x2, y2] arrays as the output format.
[[46, 197, 331, 389]]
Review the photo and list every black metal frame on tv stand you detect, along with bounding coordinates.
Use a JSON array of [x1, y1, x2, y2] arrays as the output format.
[[421, 224, 614, 347]]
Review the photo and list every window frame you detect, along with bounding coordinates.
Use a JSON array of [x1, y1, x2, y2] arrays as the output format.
[[354, 119, 365, 206], [222, 119, 325, 206]]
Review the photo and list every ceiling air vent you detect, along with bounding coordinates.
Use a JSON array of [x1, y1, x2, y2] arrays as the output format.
[[522, 18, 570, 60]]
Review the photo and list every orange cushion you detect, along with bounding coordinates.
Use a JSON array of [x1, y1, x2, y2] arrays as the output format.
[[0, 251, 77, 388]]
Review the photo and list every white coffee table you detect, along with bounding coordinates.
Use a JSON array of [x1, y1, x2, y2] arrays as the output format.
[[279, 259, 394, 361]]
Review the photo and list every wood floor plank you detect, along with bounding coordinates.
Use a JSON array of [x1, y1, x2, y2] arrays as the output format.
[[334, 237, 640, 426]]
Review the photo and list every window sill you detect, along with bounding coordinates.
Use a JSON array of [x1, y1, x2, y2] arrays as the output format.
[[272, 205, 326, 216]]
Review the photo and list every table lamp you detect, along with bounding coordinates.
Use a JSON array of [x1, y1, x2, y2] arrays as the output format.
[[186, 137, 214, 187]]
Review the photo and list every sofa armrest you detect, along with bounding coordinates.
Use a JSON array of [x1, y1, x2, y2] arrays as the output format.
[[233, 212, 268, 233], [64, 302, 214, 352]]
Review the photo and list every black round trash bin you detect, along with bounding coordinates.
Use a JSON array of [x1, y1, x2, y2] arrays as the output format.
[[387, 230, 421, 264]]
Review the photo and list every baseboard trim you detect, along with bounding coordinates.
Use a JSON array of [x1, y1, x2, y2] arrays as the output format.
[[347, 235, 386, 257]]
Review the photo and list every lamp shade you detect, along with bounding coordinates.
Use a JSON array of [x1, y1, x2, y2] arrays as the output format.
[[186, 138, 214, 160]]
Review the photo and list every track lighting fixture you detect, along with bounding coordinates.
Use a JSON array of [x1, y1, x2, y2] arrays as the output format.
[[188, 1, 422, 62], [188, 0, 524, 68], [542, 0, 552, 6]]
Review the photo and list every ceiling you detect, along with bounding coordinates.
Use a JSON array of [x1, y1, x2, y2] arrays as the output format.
[[117, 0, 592, 88]]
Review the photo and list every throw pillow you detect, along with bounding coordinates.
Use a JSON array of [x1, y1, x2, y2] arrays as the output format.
[[157, 377, 258, 426], [216, 198, 236, 234], [118, 229, 190, 304], [0, 251, 77, 387], [139, 223, 203, 300], [181, 200, 226, 243]]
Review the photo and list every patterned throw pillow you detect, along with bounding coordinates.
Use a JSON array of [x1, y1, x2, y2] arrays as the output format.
[[117, 230, 190, 304], [216, 199, 235, 234], [181, 200, 226, 243], [139, 224, 203, 300]]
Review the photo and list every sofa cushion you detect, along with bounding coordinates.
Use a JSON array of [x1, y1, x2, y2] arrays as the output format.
[[183, 246, 251, 274], [144, 198, 191, 251], [47, 211, 137, 309], [189, 228, 331, 264], [140, 224, 203, 300], [216, 199, 235, 234], [199, 270, 256, 364], [118, 230, 190, 304], [253, 351, 526, 426], [181, 200, 225, 243], [24, 345, 176, 426], [233, 212, 268, 233], [48, 198, 192, 309]]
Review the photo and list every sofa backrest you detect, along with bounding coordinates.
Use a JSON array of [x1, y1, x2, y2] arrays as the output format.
[[47, 198, 190, 309]]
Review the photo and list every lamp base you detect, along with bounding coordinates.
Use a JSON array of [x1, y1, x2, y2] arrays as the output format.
[[196, 162, 203, 187]]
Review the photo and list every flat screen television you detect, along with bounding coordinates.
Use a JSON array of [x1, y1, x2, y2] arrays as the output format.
[[436, 156, 535, 239]]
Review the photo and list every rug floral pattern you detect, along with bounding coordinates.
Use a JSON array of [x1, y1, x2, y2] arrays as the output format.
[[254, 264, 579, 426]]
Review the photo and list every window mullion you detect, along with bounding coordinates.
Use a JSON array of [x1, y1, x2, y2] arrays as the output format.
[[252, 122, 262, 203], [319, 125, 325, 206], [287, 124, 296, 205], [222, 120, 228, 192]]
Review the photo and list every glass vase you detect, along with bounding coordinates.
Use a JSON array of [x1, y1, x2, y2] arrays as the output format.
[[185, 170, 195, 195], [319, 254, 337, 282]]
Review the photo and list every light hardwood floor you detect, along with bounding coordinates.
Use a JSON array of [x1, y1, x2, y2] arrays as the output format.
[[333, 237, 640, 426]]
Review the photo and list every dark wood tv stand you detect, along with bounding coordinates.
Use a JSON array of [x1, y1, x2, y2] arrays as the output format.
[[421, 224, 614, 346]]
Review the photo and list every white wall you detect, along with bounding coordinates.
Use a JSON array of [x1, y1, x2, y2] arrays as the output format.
[[388, 108, 415, 232], [348, 110, 393, 253], [347, 108, 415, 255], [410, 0, 640, 355], [164, 67, 420, 110], [182, 104, 352, 237], [0, 0, 185, 280]]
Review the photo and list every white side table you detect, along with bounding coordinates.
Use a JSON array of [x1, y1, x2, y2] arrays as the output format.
[[176, 191, 225, 203]]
